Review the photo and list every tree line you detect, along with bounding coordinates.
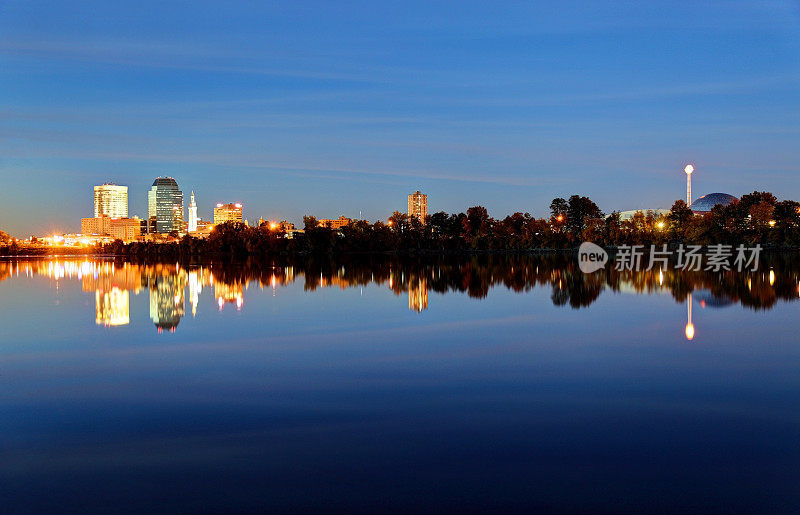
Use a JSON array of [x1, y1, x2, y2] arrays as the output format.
[[2, 191, 798, 257], [100, 191, 798, 257]]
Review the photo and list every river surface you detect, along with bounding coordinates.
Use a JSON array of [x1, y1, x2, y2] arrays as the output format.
[[1, 256, 799, 511]]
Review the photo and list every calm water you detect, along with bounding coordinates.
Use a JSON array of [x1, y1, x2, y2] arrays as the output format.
[[1, 256, 799, 512]]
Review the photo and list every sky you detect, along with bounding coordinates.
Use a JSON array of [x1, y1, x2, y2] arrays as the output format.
[[1, 0, 799, 236]]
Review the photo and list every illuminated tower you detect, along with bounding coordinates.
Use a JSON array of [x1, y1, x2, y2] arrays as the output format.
[[94, 183, 128, 218], [408, 190, 427, 223], [188, 191, 198, 232], [147, 177, 183, 233], [684, 164, 694, 205]]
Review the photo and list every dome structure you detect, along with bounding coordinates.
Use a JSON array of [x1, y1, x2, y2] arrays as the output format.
[[689, 193, 738, 214]]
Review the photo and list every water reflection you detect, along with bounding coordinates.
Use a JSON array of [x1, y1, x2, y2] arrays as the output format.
[[147, 266, 186, 332], [1, 255, 799, 335], [96, 288, 129, 326]]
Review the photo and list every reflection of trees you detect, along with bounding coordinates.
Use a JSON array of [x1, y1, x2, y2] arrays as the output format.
[[0, 262, 11, 282], [2, 253, 799, 314], [550, 268, 604, 308]]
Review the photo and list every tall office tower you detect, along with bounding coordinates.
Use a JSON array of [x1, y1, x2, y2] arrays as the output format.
[[408, 190, 428, 223], [147, 177, 184, 233], [188, 191, 198, 232], [94, 183, 128, 218], [213, 203, 243, 224]]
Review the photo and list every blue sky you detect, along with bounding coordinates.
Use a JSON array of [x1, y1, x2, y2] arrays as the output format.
[[1, 1, 799, 236]]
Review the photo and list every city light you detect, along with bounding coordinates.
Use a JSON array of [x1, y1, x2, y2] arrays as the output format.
[[684, 164, 694, 175], [656, 221, 664, 230]]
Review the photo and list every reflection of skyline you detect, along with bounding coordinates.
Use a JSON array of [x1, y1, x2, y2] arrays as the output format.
[[96, 288, 129, 326], [148, 271, 186, 332], [2, 255, 799, 333], [215, 280, 244, 311], [408, 276, 429, 312], [188, 270, 201, 317]]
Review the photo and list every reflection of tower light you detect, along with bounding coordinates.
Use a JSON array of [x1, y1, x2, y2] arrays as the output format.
[[685, 293, 695, 341], [95, 287, 130, 326], [408, 277, 429, 312], [769, 270, 775, 286], [188, 270, 201, 317]]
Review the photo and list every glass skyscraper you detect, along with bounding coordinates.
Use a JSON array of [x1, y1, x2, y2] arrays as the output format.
[[147, 177, 184, 234]]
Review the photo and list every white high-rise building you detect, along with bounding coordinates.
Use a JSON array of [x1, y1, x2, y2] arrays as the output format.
[[94, 183, 128, 218], [188, 191, 198, 232]]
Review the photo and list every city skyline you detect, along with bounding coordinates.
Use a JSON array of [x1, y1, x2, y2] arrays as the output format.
[[3, 3, 800, 511], [2, 1, 799, 236], [0, 164, 791, 243], [1, 166, 773, 239]]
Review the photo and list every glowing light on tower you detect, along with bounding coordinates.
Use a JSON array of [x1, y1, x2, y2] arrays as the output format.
[[684, 164, 694, 205]]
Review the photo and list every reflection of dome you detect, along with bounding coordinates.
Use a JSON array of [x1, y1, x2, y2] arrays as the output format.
[[690, 193, 738, 214], [692, 290, 734, 308]]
